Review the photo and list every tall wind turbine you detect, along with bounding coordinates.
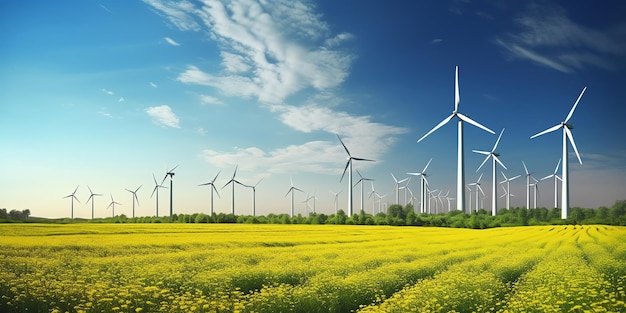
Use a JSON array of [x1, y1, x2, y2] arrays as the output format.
[[222, 165, 245, 215], [86, 186, 103, 220], [473, 128, 507, 216], [337, 134, 374, 217], [407, 158, 432, 213], [63, 185, 80, 219], [106, 194, 122, 218], [199, 171, 221, 216], [417, 66, 495, 213], [245, 178, 263, 216], [161, 165, 178, 217], [125, 185, 141, 218], [354, 170, 374, 214], [522, 161, 535, 210], [285, 177, 304, 217], [531, 87, 586, 219], [541, 159, 562, 209], [530, 178, 541, 209], [500, 172, 520, 210], [391, 173, 409, 205], [150, 173, 167, 217]]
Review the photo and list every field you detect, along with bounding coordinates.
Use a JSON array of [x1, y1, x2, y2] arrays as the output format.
[[0, 224, 625, 313]]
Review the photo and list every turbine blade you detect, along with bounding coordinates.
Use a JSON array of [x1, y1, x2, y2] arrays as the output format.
[[169, 165, 179, 173], [494, 155, 507, 170], [255, 178, 264, 187], [294, 187, 304, 193], [565, 86, 586, 123], [522, 161, 529, 175], [212, 170, 221, 183], [476, 155, 490, 172], [554, 159, 561, 174], [501, 172, 508, 181], [135, 185, 142, 192], [356, 169, 363, 179], [232, 165, 238, 179], [530, 124, 561, 139], [284, 188, 292, 198], [492, 128, 505, 152], [472, 150, 490, 155], [87, 186, 93, 194], [153, 173, 158, 185], [212, 185, 221, 198], [391, 173, 398, 183], [352, 157, 375, 162], [477, 172, 484, 183], [454, 66, 460, 112], [222, 180, 233, 189], [73, 185, 80, 194], [417, 114, 455, 143], [457, 113, 495, 134], [340, 160, 350, 183], [541, 174, 553, 181], [336, 134, 351, 156], [509, 175, 521, 181], [565, 127, 583, 164], [151, 186, 158, 198], [477, 184, 485, 196], [423, 158, 432, 173]]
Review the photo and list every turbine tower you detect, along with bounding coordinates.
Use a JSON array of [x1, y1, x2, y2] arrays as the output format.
[[391, 173, 409, 205], [468, 173, 485, 211], [417, 66, 495, 214], [63, 185, 80, 219], [86, 186, 103, 220], [244, 178, 263, 216], [354, 170, 374, 214], [531, 87, 585, 219], [337, 134, 374, 217], [473, 128, 507, 216], [199, 171, 221, 216], [331, 190, 342, 214], [522, 161, 536, 210], [150, 173, 167, 217], [500, 172, 520, 210], [161, 165, 178, 217], [125, 185, 141, 218], [222, 165, 244, 215], [407, 158, 432, 213], [541, 159, 562, 209], [106, 194, 122, 218], [285, 177, 304, 217]]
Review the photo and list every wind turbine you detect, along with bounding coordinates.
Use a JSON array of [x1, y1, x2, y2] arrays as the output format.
[[417, 66, 495, 214], [354, 170, 375, 214], [337, 134, 375, 217], [63, 185, 80, 219], [105, 194, 122, 218], [222, 165, 245, 215], [500, 172, 521, 210], [285, 177, 304, 217], [391, 173, 409, 205], [368, 182, 378, 215], [499, 185, 516, 210], [244, 178, 263, 216], [199, 171, 221, 216], [446, 193, 455, 212], [331, 190, 342, 214], [473, 128, 507, 216], [408, 158, 432, 214], [86, 186, 103, 220], [530, 178, 541, 209], [522, 161, 536, 210], [125, 185, 141, 218], [465, 185, 473, 212], [541, 159, 562, 209], [161, 165, 178, 217], [468, 173, 485, 211], [151, 173, 167, 217], [531, 87, 586, 219]]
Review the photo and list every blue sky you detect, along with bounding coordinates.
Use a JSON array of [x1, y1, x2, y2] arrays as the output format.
[[1, 0, 625, 218]]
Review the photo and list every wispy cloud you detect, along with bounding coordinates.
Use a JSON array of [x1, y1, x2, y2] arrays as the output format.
[[199, 94, 223, 106], [145, 105, 180, 128], [196, 127, 207, 136], [118, 97, 125, 102], [100, 88, 114, 95], [150, 82, 158, 88], [496, 3, 626, 72], [431, 38, 443, 44], [99, 4, 112, 14], [141, 0, 201, 31], [164, 37, 180, 46]]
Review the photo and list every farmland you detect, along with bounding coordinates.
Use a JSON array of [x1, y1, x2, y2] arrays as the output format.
[[0, 224, 625, 312]]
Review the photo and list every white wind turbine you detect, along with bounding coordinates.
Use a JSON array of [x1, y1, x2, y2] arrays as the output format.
[[368, 182, 378, 215], [86, 186, 103, 220], [285, 177, 304, 217], [446, 192, 455, 212], [417, 66, 495, 214], [63, 185, 80, 219], [499, 185, 516, 210], [331, 190, 342, 214], [500, 172, 521, 210], [391, 173, 409, 205], [465, 185, 473, 212], [150, 173, 167, 217], [531, 87, 586, 219], [161, 165, 178, 217], [199, 171, 221, 216], [468, 173, 485, 211], [337, 134, 375, 217], [473, 128, 507, 216], [125, 185, 141, 218], [354, 170, 375, 214], [244, 178, 263, 216], [407, 158, 432, 214], [541, 159, 562, 209], [522, 161, 536, 210], [530, 177, 541, 209], [222, 165, 245, 215], [106, 194, 122, 218]]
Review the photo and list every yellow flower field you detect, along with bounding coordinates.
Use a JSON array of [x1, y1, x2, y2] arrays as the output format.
[[0, 224, 624, 312]]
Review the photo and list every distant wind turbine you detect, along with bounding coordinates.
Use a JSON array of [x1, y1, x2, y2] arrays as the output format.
[[244, 178, 263, 216], [530, 178, 541, 209], [468, 173, 485, 211], [522, 161, 536, 210], [337, 134, 375, 217], [151, 173, 167, 217], [541, 159, 562, 209], [199, 171, 221, 216], [499, 172, 521, 210], [63, 185, 80, 219], [106, 194, 122, 218], [331, 190, 342, 214], [473, 128, 507, 216], [222, 165, 245, 215], [86, 186, 103, 220], [391, 173, 409, 205], [285, 177, 304, 217], [161, 165, 178, 217], [125, 185, 141, 218], [407, 158, 432, 214], [531, 87, 586, 219], [354, 170, 375, 214], [417, 66, 495, 213]]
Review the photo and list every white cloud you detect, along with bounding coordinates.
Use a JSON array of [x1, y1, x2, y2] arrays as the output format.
[[496, 3, 626, 72], [100, 88, 114, 95], [145, 105, 180, 128], [199, 94, 223, 105], [325, 32, 353, 48], [431, 38, 443, 44], [118, 97, 125, 102], [196, 127, 207, 136], [150, 82, 158, 88], [142, 0, 201, 31], [164, 36, 180, 46]]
